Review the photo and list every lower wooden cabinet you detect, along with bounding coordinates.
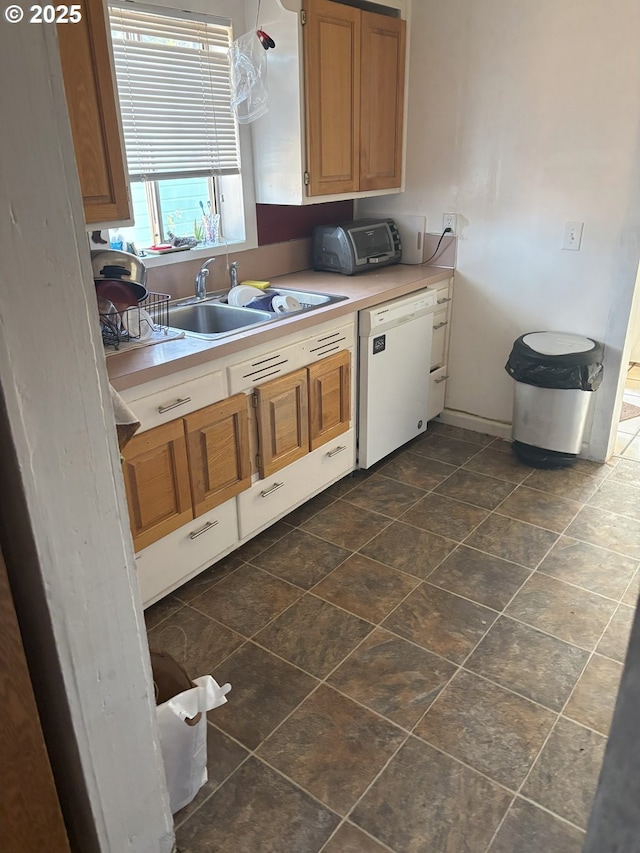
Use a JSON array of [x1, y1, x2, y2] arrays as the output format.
[[122, 419, 193, 552], [184, 395, 251, 516], [308, 349, 351, 450], [254, 349, 351, 477], [255, 368, 310, 478], [123, 393, 250, 551]]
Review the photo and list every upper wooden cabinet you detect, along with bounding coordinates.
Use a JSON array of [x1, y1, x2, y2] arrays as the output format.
[[303, 0, 406, 197], [359, 9, 406, 191], [57, 0, 131, 224]]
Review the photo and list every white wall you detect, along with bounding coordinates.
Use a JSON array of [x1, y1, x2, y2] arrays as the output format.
[[360, 0, 640, 460]]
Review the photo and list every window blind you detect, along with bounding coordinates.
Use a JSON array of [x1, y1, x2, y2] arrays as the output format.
[[108, 3, 240, 181]]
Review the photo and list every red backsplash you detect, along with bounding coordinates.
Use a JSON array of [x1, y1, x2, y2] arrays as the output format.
[[256, 201, 354, 245]]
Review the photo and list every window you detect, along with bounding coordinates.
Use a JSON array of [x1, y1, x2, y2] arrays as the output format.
[[107, 3, 245, 252]]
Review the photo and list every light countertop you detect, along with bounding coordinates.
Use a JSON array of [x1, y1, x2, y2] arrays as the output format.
[[107, 264, 452, 391]]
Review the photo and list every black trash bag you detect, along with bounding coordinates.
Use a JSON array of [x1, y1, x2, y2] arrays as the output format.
[[505, 333, 604, 391]]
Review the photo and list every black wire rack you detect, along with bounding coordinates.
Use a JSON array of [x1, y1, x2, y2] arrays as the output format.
[[99, 291, 171, 349]]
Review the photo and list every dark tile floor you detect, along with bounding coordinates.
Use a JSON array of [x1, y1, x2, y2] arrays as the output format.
[[145, 423, 640, 853]]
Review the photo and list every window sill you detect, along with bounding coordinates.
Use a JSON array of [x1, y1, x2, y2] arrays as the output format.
[[135, 239, 252, 269]]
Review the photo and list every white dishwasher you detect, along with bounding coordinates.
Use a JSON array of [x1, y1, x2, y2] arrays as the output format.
[[358, 289, 437, 468]]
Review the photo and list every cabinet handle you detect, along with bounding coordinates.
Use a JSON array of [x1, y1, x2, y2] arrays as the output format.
[[433, 321, 448, 330], [260, 482, 284, 498], [437, 297, 452, 304], [435, 375, 450, 384], [327, 445, 347, 458], [189, 519, 219, 540], [158, 396, 192, 414]]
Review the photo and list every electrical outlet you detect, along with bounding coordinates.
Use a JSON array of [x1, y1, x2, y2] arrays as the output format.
[[563, 221, 583, 251], [443, 213, 457, 234]]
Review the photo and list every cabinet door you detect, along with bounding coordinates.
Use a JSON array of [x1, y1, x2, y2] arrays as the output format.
[[184, 395, 251, 517], [58, 0, 130, 224], [122, 420, 193, 552], [255, 369, 309, 478], [304, 0, 360, 196], [307, 350, 351, 451], [359, 11, 406, 191]]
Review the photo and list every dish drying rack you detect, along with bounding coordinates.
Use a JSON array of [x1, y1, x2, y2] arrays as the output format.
[[100, 291, 171, 349]]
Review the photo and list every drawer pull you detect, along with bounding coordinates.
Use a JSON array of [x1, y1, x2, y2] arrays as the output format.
[[435, 375, 450, 384], [158, 396, 192, 414], [260, 482, 284, 498], [437, 296, 452, 304], [433, 321, 448, 330], [327, 445, 347, 458], [189, 520, 219, 540]]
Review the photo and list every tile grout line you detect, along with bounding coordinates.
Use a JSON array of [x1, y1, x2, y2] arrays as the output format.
[[158, 438, 637, 848]]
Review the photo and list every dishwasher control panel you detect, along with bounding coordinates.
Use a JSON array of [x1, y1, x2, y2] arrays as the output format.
[[359, 289, 437, 336]]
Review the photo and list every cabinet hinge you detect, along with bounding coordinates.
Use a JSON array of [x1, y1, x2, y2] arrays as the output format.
[[300, 10, 306, 24], [256, 453, 262, 468], [251, 393, 258, 408], [304, 171, 310, 186]]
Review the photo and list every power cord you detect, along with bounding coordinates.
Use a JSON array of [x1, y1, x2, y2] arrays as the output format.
[[424, 227, 453, 264]]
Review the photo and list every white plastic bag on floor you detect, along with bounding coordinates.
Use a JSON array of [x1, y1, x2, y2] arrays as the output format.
[[152, 650, 231, 813]]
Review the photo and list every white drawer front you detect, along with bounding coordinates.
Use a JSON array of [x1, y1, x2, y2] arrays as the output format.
[[428, 366, 449, 421], [430, 310, 449, 369], [305, 428, 355, 487], [227, 341, 305, 394], [126, 370, 226, 433], [237, 429, 355, 539], [427, 280, 453, 309], [137, 498, 238, 606], [301, 323, 355, 362]]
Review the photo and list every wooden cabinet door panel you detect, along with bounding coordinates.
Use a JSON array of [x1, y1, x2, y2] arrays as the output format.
[[359, 11, 406, 191], [255, 369, 309, 477], [184, 394, 251, 517], [308, 350, 351, 451], [304, 0, 360, 196], [122, 421, 192, 551], [58, 0, 130, 223]]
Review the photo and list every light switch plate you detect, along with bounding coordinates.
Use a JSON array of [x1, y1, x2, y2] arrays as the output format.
[[563, 221, 584, 251]]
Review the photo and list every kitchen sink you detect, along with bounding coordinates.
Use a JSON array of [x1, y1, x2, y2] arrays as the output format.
[[168, 289, 349, 340], [168, 302, 272, 339]]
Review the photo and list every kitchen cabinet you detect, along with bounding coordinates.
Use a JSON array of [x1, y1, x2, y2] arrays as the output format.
[[304, 0, 406, 196], [248, 0, 408, 205], [255, 368, 310, 478], [427, 277, 454, 421], [122, 419, 193, 553], [184, 396, 251, 516], [122, 393, 251, 552], [122, 312, 357, 604], [308, 349, 351, 450], [57, 0, 130, 225]]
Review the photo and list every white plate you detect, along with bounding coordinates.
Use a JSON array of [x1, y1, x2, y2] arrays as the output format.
[[228, 285, 265, 307]]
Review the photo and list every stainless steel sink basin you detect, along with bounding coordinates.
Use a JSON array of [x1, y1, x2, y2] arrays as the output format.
[[168, 301, 272, 339], [168, 288, 349, 340]]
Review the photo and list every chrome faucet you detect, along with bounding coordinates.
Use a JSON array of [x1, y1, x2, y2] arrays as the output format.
[[195, 257, 215, 300], [229, 261, 239, 288]]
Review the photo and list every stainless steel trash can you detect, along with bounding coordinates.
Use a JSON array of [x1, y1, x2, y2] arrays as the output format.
[[505, 332, 604, 468]]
